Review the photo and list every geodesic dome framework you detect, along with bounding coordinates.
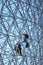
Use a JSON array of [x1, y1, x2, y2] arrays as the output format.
[[0, 0, 43, 65]]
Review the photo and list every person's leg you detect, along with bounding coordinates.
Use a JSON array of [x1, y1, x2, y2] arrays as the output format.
[[26, 42, 30, 48]]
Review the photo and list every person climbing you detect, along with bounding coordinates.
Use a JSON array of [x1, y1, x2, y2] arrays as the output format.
[[17, 43, 22, 55], [23, 33, 30, 48], [14, 43, 22, 55]]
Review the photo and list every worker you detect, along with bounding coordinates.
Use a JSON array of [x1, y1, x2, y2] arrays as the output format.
[[17, 43, 22, 55], [23, 33, 29, 41], [23, 33, 30, 48], [14, 43, 22, 55]]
